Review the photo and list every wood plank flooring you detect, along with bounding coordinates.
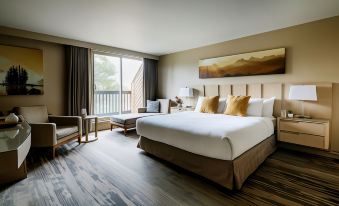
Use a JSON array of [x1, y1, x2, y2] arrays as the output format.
[[1, 129, 339, 206]]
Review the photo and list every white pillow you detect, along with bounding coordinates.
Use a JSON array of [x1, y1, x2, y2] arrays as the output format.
[[247, 98, 264, 116], [194, 96, 205, 112], [262, 97, 275, 117], [217, 98, 227, 114]]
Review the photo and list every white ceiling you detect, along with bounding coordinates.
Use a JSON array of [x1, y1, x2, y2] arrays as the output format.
[[0, 0, 339, 56]]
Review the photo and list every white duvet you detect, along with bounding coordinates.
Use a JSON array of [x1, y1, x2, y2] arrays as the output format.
[[136, 112, 274, 160]]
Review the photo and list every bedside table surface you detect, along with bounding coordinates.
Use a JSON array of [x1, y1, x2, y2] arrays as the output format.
[[278, 117, 329, 124]]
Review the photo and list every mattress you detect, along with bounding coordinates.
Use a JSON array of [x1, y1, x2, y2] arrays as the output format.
[[136, 112, 274, 160]]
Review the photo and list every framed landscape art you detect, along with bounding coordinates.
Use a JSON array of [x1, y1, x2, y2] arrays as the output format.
[[199, 48, 285, 78], [0, 44, 43, 95]]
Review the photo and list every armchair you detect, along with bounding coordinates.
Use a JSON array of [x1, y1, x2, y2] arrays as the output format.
[[15, 106, 82, 158]]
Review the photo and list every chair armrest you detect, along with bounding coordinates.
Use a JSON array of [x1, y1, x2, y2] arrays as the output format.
[[48, 116, 82, 137], [30, 123, 57, 147], [138, 107, 147, 113], [49, 116, 81, 126]]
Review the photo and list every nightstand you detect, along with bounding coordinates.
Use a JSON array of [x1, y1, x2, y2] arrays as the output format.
[[170, 107, 194, 113], [277, 118, 330, 150]]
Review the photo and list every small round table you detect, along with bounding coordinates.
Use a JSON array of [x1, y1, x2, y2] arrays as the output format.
[[81, 115, 98, 143]]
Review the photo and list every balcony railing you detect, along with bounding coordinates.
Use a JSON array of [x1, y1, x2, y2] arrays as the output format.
[[94, 91, 131, 115]]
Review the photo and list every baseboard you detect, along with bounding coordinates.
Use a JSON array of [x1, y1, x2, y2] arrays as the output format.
[[278, 142, 339, 160]]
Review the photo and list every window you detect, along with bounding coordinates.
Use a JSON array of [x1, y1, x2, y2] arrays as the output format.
[[93, 53, 143, 115]]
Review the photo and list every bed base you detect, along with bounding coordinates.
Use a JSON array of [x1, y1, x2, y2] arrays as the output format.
[[137, 135, 276, 190]]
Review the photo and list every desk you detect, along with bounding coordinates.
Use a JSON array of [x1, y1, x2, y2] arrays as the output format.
[[0, 121, 31, 185], [82, 115, 98, 143]]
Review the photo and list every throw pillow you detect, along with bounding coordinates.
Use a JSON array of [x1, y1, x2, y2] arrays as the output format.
[[200, 96, 220, 114], [262, 97, 275, 117], [247, 98, 264, 116], [194, 96, 205, 112], [224, 95, 251, 116], [146, 100, 160, 113]]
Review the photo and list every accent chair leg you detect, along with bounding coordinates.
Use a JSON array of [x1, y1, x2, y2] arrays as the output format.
[[111, 124, 113, 131], [78, 135, 81, 144], [124, 128, 127, 136], [52, 147, 56, 159]]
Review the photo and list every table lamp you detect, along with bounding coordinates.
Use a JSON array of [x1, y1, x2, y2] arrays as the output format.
[[178, 87, 193, 107], [288, 85, 317, 118]]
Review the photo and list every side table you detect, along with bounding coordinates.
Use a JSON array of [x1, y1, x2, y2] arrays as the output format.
[[82, 115, 98, 143]]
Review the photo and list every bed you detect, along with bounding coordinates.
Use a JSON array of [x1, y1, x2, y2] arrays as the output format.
[[136, 111, 276, 190]]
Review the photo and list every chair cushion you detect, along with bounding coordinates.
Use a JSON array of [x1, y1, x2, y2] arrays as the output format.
[[146, 100, 160, 113], [111, 113, 161, 125], [17, 106, 49, 123], [56, 126, 78, 139]]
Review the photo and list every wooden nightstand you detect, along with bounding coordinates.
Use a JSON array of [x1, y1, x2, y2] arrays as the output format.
[[277, 118, 330, 150], [170, 107, 194, 113]]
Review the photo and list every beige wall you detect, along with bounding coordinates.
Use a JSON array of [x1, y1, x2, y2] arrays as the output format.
[[158, 16, 339, 98], [0, 35, 67, 115], [158, 16, 339, 152], [0, 26, 158, 116]]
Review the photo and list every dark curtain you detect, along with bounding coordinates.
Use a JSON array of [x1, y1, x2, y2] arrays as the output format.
[[65, 45, 89, 116], [143, 58, 158, 105]]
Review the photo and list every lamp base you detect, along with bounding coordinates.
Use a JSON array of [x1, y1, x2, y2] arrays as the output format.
[[294, 114, 312, 119]]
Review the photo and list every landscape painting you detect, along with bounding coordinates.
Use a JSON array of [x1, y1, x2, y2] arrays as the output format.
[[199, 48, 285, 78], [0, 44, 43, 95]]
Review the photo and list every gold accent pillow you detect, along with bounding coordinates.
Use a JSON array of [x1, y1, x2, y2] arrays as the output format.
[[200, 96, 220, 114], [224, 95, 251, 116]]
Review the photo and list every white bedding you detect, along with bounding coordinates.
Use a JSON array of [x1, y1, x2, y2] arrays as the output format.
[[136, 112, 274, 160]]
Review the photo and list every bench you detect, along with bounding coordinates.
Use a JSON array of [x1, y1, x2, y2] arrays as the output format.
[[110, 99, 170, 135]]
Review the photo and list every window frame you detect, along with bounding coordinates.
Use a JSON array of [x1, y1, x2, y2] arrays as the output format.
[[92, 51, 143, 115]]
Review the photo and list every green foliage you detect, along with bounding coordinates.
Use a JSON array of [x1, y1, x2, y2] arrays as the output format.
[[5, 65, 28, 95], [94, 55, 119, 91]]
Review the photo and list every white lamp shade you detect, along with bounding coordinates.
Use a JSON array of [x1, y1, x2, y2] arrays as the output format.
[[288, 85, 317, 101], [179, 87, 193, 97]]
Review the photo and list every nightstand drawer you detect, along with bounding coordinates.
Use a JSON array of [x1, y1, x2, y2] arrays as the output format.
[[279, 131, 325, 149], [280, 121, 326, 136]]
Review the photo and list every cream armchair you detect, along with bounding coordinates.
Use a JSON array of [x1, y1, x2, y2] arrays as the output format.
[[15, 106, 82, 158]]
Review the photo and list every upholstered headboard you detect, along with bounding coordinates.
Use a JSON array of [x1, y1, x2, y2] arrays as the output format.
[[190, 82, 332, 120], [190, 83, 282, 117]]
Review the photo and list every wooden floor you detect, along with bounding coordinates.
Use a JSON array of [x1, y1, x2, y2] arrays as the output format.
[[1, 129, 339, 206]]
